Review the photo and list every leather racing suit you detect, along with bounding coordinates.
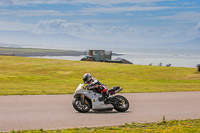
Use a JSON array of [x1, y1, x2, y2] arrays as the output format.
[[86, 77, 108, 96]]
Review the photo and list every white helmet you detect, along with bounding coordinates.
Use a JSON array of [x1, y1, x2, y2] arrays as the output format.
[[83, 73, 92, 84]]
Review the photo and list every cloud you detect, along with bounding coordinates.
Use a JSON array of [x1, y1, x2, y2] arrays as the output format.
[[36, 19, 87, 34], [66, 0, 176, 6], [34, 19, 132, 35], [0, 1, 194, 17], [77, 19, 127, 24], [155, 12, 200, 23], [0, 20, 139, 42], [0, 19, 197, 44], [0, 6, 177, 18], [82, 6, 174, 13], [34, 20, 184, 43], [0, 0, 66, 6], [0, 9, 98, 17], [0, 0, 175, 6], [37, 19, 68, 29], [0, 9, 71, 17], [0, 21, 33, 31]]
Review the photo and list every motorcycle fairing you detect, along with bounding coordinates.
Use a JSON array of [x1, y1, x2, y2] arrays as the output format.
[[74, 85, 113, 110]]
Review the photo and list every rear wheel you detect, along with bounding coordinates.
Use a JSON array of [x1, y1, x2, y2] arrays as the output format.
[[72, 97, 90, 113], [113, 95, 129, 112]]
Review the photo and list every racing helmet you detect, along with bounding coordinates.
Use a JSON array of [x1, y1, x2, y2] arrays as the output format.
[[83, 73, 92, 84]]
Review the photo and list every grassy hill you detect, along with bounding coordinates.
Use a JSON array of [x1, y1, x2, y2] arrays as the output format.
[[0, 47, 84, 56], [0, 56, 200, 95]]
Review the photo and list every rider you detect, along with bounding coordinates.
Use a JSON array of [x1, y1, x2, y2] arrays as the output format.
[[83, 73, 109, 101]]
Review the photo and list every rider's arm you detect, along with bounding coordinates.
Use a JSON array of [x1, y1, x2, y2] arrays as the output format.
[[91, 78, 98, 85], [86, 84, 94, 90], [86, 78, 102, 90]]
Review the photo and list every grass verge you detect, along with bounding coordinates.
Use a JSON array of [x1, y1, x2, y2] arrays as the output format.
[[6, 119, 200, 133], [0, 56, 200, 95]]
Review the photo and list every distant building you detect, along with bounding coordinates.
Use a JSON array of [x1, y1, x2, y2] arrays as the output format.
[[81, 50, 133, 64], [85, 50, 112, 62]]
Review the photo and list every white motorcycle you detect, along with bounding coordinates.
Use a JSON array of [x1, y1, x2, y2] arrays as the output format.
[[72, 84, 129, 113]]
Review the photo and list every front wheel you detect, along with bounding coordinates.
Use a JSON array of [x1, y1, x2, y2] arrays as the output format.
[[72, 97, 90, 113], [113, 95, 129, 112]]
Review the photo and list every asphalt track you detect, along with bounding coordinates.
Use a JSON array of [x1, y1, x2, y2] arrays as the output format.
[[0, 92, 200, 132]]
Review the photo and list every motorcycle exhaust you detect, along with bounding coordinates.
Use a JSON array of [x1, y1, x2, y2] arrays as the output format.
[[112, 88, 123, 94]]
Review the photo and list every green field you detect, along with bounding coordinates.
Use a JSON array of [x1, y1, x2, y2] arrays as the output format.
[[6, 119, 200, 133], [0, 56, 200, 95]]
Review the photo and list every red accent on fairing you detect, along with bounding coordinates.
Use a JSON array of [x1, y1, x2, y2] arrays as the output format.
[[101, 88, 107, 93], [97, 88, 107, 93]]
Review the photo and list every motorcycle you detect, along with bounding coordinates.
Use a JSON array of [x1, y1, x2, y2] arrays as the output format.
[[72, 84, 129, 113]]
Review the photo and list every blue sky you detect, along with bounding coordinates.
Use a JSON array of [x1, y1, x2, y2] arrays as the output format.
[[0, 0, 199, 49]]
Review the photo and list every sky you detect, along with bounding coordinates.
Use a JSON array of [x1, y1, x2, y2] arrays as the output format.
[[0, 0, 199, 49]]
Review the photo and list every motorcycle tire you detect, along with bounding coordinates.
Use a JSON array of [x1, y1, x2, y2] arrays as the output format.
[[72, 97, 90, 113], [113, 95, 129, 112]]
